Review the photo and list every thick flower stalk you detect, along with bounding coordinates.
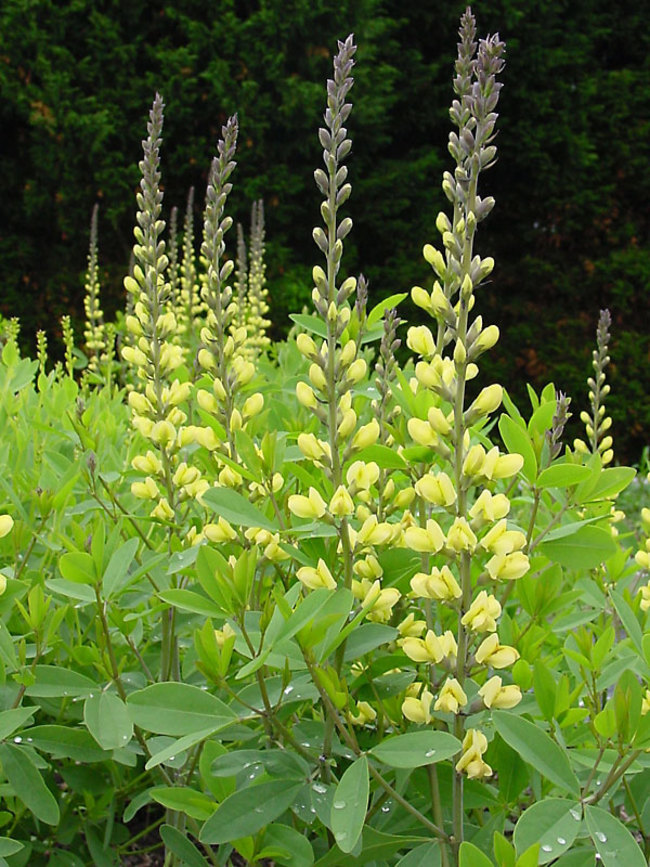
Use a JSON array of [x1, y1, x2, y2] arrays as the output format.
[[61, 315, 75, 380], [399, 10, 519, 855], [83, 203, 106, 373], [121, 94, 196, 525], [175, 187, 204, 354], [574, 308, 614, 465]]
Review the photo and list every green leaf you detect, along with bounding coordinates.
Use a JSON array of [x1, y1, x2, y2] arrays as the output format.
[[146, 728, 231, 772], [493, 711, 580, 797], [25, 665, 97, 698], [25, 725, 107, 762], [59, 551, 97, 584], [584, 804, 646, 866], [395, 842, 441, 867], [579, 466, 636, 503], [127, 684, 237, 736], [536, 463, 593, 489], [260, 824, 314, 867], [540, 525, 617, 570], [0, 838, 23, 857], [493, 832, 515, 867], [513, 799, 581, 864], [289, 314, 328, 339], [0, 743, 59, 825], [515, 845, 540, 867], [498, 414, 537, 483], [352, 444, 406, 469], [199, 779, 303, 844], [371, 731, 461, 769], [366, 293, 408, 328], [533, 660, 557, 720], [314, 829, 432, 866], [158, 589, 225, 618], [201, 486, 277, 531], [610, 589, 644, 656], [159, 825, 208, 867], [102, 537, 139, 597], [459, 842, 493, 867], [330, 755, 369, 854], [150, 787, 216, 821], [0, 707, 35, 740], [84, 693, 133, 750]]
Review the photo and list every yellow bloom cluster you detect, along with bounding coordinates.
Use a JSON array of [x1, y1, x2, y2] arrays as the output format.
[[636, 508, 650, 609]]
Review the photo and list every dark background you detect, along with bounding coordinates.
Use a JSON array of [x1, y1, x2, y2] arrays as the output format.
[[1, 0, 648, 460]]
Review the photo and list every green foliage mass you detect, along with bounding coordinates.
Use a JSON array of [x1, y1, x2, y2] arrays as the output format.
[[0, 0, 649, 458]]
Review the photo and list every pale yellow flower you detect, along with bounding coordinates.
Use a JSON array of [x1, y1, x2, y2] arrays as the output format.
[[446, 517, 478, 553], [486, 551, 530, 582], [402, 630, 446, 664], [0, 515, 13, 539], [434, 678, 468, 714], [403, 519, 445, 554], [349, 701, 377, 726], [329, 485, 355, 517], [410, 565, 461, 601], [461, 590, 501, 633], [297, 558, 337, 591], [479, 675, 522, 709], [415, 472, 456, 507], [288, 487, 327, 520], [402, 687, 434, 725], [475, 633, 520, 668]]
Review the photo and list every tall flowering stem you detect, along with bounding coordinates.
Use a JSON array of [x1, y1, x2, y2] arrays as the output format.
[[574, 308, 614, 465], [405, 10, 514, 857], [83, 203, 105, 373]]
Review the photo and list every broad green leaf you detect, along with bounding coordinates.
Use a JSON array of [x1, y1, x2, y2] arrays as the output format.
[[102, 537, 139, 597], [158, 589, 225, 618], [145, 727, 218, 770], [314, 829, 432, 866], [533, 660, 557, 720], [459, 841, 493, 867], [513, 799, 581, 863], [59, 551, 97, 585], [493, 711, 580, 797], [352, 444, 406, 469], [552, 852, 595, 866], [343, 624, 397, 660], [25, 665, 97, 698], [45, 579, 95, 602], [493, 831, 515, 867], [199, 778, 302, 844], [536, 463, 592, 489], [330, 756, 369, 854], [127, 683, 237, 736], [123, 788, 156, 823], [371, 731, 461, 769], [366, 293, 408, 328], [0, 743, 59, 825], [260, 823, 314, 867], [540, 525, 617, 570], [610, 590, 644, 656], [395, 842, 441, 867], [150, 786, 216, 820], [0, 707, 35, 741], [289, 314, 328, 339], [515, 845, 540, 867], [209, 748, 308, 780], [499, 414, 536, 482], [201, 486, 277, 531], [84, 693, 133, 750], [0, 838, 23, 857], [584, 804, 646, 866], [25, 725, 107, 762], [159, 825, 207, 867], [579, 466, 636, 503]]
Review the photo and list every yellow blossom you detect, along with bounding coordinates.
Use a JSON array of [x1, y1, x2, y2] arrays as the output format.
[[356, 516, 393, 548], [351, 420, 380, 451], [242, 393, 264, 419], [328, 485, 355, 517], [337, 409, 357, 438], [434, 678, 468, 714], [132, 451, 163, 475], [469, 490, 510, 525], [367, 587, 401, 623], [468, 384, 503, 418], [461, 590, 501, 633], [347, 358, 367, 384], [402, 629, 446, 663], [346, 461, 380, 491], [479, 675, 522, 709], [288, 487, 327, 520], [427, 406, 452, 436], [439, 630, 458, 662], [411, 565, 462, 601], [446, 517, 478, 553], [456, 729, 492, 780], [296, 558, 337, 591], [402, 687, 434, 725], [480, 519, 526, 555], [639, 582, 650, 611], [642, 689, 650, 716], [475, 633, 520, 668], [296, 381, 318, 409], [204, 517, 238, 543], [415, 472, 456, 507], [0, 515, 14, 538], [637, 550, 650, 571], [214, 622, 236, 647], [403, 519, 445, 553], [131, 477, 160, 500], [218, 465, 243, 488], [397, 613, 427, 639], [406, 325, 436, 357], [407, 418, 438, 448], [296, 333, 318, 359], [353, 555, 383, 581], [486, 552, 530, 582], [349, 701, 377, 726], [151, 497, 174, 521]]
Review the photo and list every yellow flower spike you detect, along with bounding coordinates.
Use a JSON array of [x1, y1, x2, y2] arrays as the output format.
[[461, 590, 502, 633], [132, 415, 155, 439], [434, 678, 468, 714], [407, 418, 438, 448], [479, 676, 522, 709], [402, 629, 445, 663], [486, 551, 530, 582], [204, 517, 238, 543], [469, 490, 511, 525], [411, 565, 462, 601], [0, 515, 14, 538], [406, 325, 436, 358], [242, 393, 264, 419], [445, 517, 478, 553], [346, 461, 380, 491], [197, 389, 219, 414], [475, 633, 520, 668], [397, 613, 427, 639], [296, 332, 318, 360], [349, 700, 377, 726], [151, 497, 174, 522], [329, 485, 355, 517], [214, 622, 236, 647], [402, 687, 434, 725], [367, 587, 401, 623], [296, 558, 337, 591], [296, 381, 318, 410], [131, 477, 160, 499], [353, 554, 383, 581], [337, 409, 357, 438], [288, 487, 327, 520], [403, 519, 446, 554], [132, 451, 163, 475], [415, 472, 457, 507], [150, 420, 176, 448], [346, 358, 367, 384], [351, 420, 380, 451]]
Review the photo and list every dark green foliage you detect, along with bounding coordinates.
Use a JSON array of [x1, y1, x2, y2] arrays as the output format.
[[0, 0, 648, 457]]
